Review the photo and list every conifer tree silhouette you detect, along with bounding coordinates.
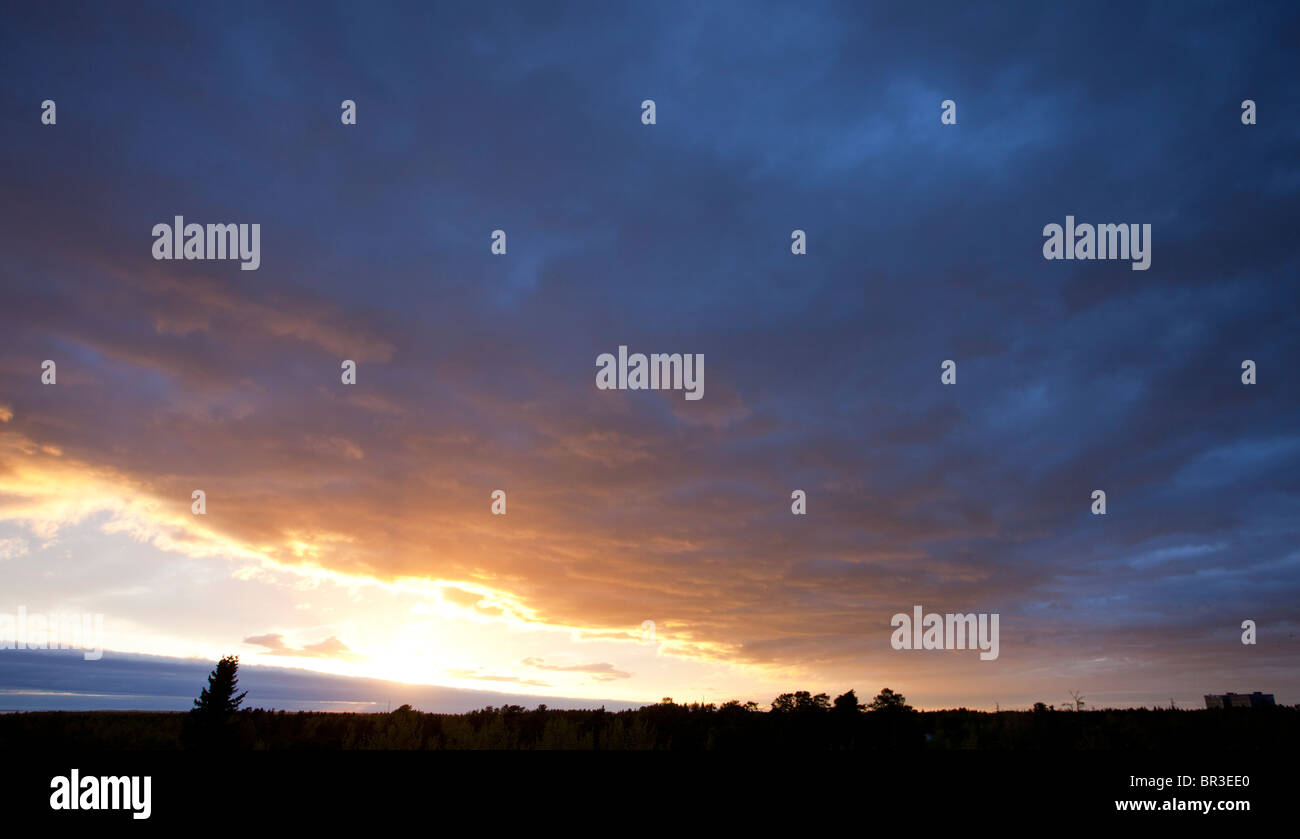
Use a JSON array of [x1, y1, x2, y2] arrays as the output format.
[[193, 655, 248, 716]]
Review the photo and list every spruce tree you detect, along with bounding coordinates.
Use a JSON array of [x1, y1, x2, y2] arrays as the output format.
[[193, 655, 248, 716]]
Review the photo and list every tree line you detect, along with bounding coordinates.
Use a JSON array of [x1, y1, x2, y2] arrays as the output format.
[[0, 656, 1293, 750]]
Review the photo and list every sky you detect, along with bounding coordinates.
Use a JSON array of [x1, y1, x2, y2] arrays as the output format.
[[0, 0, 1298, 712]]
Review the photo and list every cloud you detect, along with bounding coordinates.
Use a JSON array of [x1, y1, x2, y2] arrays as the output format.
[[439, 588, 483, 608], [0, 0, 1297, 706], [521, 658, 632, 681], [444, 669, 551, 688], [244, 633, 360, 661], [0, 650, 640, 712]]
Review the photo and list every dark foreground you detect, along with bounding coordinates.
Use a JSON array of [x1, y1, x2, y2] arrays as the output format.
[[4, 708, 1293, 825], [3, 704, 1297, 750]]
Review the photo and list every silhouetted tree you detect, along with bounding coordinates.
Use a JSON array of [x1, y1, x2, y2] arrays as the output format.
[[834, 690, 864, 714], [184, 655, 250, 750], [772, 691, 836, 713], [193, 655, 248, 716], [867, 688, 913, 712]]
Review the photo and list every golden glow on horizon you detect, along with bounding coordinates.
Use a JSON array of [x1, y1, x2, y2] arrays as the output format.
[[0, 433, 770, 702]]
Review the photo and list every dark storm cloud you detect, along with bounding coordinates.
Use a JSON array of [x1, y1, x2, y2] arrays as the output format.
[[1, 0, 1297, 697]]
